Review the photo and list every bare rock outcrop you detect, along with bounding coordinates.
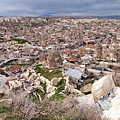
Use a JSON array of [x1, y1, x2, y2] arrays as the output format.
[[39, 51, 47, 66], [47, 49, 63, 68], [46, 85, 56, 93], [94, 42, 102, 60], [91, 74, 115, 103], [80, 83, 92, 94], [51, 77, 61, 86]]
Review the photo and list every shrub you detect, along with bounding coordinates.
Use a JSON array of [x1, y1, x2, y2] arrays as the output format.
[[12, 93, 39, 120], [12, 38, 28, 44], [34, 66, 62, 80]]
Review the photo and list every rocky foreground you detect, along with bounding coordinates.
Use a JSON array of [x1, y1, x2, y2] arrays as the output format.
[[0, 66, 120, 120]]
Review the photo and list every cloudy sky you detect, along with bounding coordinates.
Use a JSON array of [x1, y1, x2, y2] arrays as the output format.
[[0, 0, 120, 17]]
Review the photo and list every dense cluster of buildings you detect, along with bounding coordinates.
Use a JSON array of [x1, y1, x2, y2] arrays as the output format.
[[0, 16, 120, 96], [0, 16, 120, 120]]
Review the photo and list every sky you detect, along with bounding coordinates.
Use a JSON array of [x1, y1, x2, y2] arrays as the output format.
[[0, 0, 120, 17]]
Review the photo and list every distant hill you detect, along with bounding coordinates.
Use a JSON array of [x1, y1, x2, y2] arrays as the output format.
[[91, 15, 120, 19], [68, 15, 120, 19]]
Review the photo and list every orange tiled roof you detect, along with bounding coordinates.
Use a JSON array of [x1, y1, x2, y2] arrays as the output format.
[[64, 48, 77, 54], [79, 48, 88, 53], [66, 57, 78, 62], [9, 65, 21, 72], [86, 44, 95, 49]]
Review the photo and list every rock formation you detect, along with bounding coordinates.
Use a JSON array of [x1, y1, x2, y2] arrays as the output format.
[[111, 35, 117, 44], [51, 77, 61, 86], [94, 42, 102, 60], [109, 43, 117, 61], [39, 51, 47, 66], [47, 47, 63, 68], [96, 39, 118, 61], [91, 74, 115, 103], [80, 83, 92, 94]]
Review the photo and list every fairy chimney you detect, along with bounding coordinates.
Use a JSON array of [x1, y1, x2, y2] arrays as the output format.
[[39, 51, 47, 65], [94, 42, 103, 60], [47, 47, 63, 68]]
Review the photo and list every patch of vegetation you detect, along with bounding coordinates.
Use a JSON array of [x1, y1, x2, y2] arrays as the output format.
[[6, 59, 18, 64], [41, 82, 47, 92], [49, 79, 66, 101], [18, 64, 30, 66], [106, 60, 115, 63], [0, 104, 12, 114], [34, 66, 62, 80], [36, 82, 46, 100], [91, 61, 96, 64], [5, 116, 20, 120], [0, 37, 5, 42], [91, 79, 95, 84], [0, 37, 4, 40], [34, 64, 42, 67], [97, 60, 103, 62], [28, 58, 35, 65], [12, 38, 28, 44], [0, 103, 20, 120]]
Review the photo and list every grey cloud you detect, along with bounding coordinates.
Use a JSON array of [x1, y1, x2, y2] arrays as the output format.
[[0, 0, 120, 16]]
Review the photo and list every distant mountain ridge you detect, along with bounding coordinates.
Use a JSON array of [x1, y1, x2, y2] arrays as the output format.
[[0, 15, 120, 19], [73, 15, 120, 19], [90, 15, 120, 19], [48, 15, 120, 19]]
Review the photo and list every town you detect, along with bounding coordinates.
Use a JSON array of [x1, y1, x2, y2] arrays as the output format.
[[0, 16, 120, 120]]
